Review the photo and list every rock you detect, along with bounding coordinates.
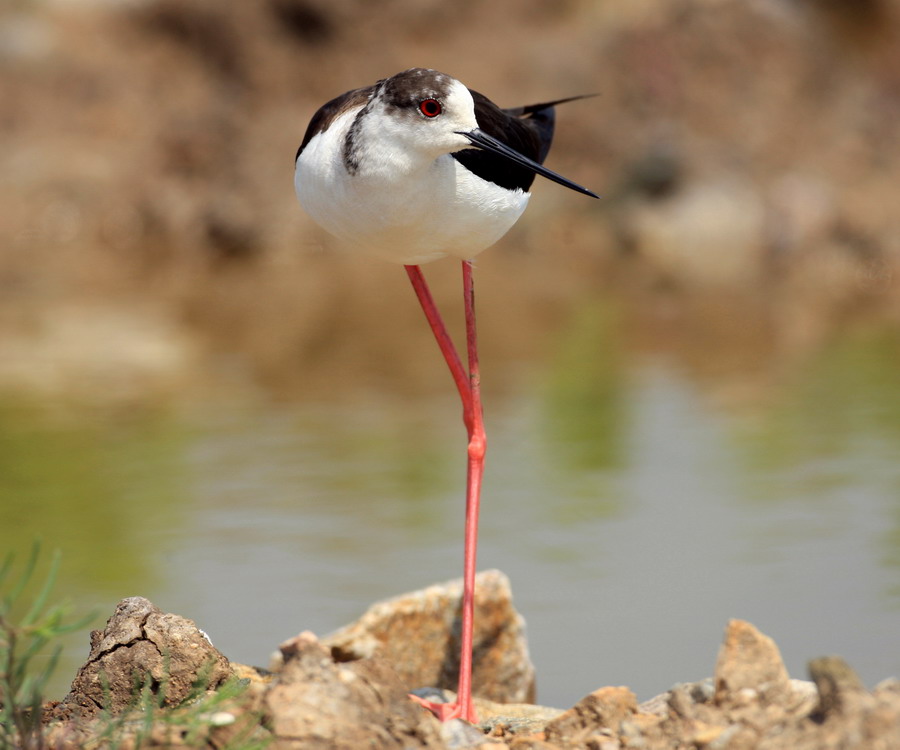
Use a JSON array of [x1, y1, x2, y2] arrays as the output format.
[[761, 656, 900, 749], [41, 593, 900, 750], [61, 596, 231, 717], [543, 686, 638, 745], [263, 630, 442, 749], [620, 176, 766, 287], [713, 619, 792, 706], [478, 700, 565, 736], [441, 717, 503, 749], [808, 655, 867, 721], [321, 569, 535, 705]]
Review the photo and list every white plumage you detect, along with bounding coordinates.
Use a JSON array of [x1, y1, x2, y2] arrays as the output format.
[[294, 79, 530, 265]]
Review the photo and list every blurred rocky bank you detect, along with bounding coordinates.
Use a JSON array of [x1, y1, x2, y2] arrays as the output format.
[[42, 572, 900, 749], [1, 0, 899, 403]]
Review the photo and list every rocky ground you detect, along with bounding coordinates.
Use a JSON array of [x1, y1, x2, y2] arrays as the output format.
[[39, 572, 900, 749]]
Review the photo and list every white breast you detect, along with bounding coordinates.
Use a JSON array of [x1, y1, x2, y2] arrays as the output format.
[[295, 109, 530, 265]]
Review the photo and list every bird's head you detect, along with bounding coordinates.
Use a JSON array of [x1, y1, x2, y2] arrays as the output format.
[[365, 68, 598, 197], [370, 68, 476, 159]]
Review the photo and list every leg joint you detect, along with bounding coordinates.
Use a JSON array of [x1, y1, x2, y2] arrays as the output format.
[[467, 431, 486, 462]]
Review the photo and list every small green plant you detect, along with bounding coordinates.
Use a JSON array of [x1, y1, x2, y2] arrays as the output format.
[[92, 667, 270, 750], [0, 541, 94, 750], [1, 544, 269, 749]]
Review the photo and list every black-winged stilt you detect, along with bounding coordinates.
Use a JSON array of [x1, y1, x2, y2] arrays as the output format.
[[294, 67, 598, 723]]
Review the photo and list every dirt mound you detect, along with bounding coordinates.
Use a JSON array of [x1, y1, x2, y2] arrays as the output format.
[[38, 584, 900, 749]]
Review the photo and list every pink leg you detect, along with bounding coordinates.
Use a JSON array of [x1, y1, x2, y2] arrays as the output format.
[[404, 262, 485, 724], [459, 259, 485, 723], [404, 265, 471, 415]]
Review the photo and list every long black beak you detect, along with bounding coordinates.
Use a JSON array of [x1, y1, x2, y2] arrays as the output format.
[[458, 128, 599, 199]]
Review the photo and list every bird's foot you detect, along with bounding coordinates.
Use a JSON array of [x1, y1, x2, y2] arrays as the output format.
[[408, 688, 477, 723], [409, 694, 463, 721]]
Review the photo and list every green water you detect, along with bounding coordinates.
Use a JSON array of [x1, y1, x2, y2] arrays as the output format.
[[2, 321, 900, 707]]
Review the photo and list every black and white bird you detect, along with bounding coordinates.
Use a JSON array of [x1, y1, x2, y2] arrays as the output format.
[[294, 67, 597, 724]]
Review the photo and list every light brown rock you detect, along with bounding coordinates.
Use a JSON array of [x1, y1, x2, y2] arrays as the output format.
[[808, 655, 867, 720], [264, 630, 442, 749], [544, 686, 637, 745], [713, 619, 792, 706], [61, 596, 231, 717], [322, 569, 535, 704]]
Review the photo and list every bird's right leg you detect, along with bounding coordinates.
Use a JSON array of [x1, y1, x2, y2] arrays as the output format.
[[403, 264, 481, 723]]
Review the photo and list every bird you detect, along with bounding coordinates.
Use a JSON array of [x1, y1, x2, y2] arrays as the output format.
[[294, 67, 598, 723]]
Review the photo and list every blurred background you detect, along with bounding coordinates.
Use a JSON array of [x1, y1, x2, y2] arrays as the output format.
[[2, 0, 900, 708]]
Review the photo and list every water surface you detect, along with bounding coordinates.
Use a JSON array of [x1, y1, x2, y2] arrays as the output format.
[[2, 321, 899, 708]]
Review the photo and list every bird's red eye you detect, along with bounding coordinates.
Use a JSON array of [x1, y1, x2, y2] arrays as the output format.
[[419, 99, 442, 118]]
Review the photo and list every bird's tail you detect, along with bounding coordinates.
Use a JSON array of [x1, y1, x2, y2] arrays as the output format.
[[504, 94, 596, 163], [504, 93, 598, 118]]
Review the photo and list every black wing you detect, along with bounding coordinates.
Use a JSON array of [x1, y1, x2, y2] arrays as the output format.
[[451, 90, 547, 192], [295, 85, 373, 162], [452, 92, 592, 192]]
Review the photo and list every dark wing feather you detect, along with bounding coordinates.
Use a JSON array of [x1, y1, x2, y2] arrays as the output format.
[[295, 85, 373, 162], [502, 94, 597, 118], [451, 90, 547, 192], [503, 95, 596, 163], [452, 91, 593, 191]]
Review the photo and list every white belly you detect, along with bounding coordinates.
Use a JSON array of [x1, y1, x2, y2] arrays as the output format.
[[295, 115, 530, 265]]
